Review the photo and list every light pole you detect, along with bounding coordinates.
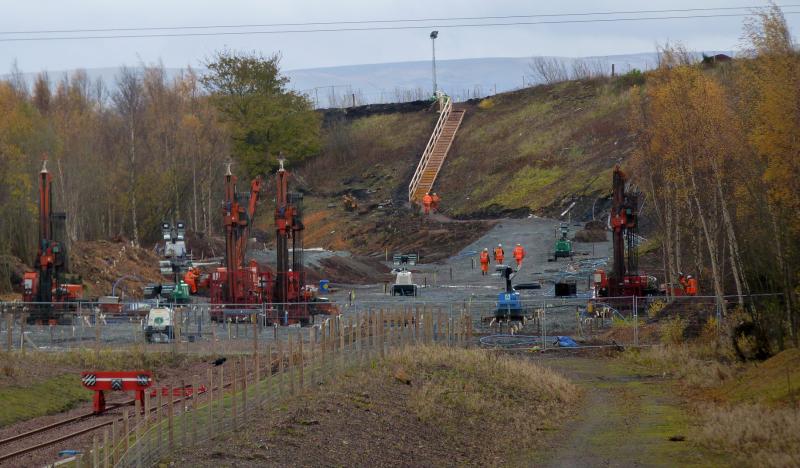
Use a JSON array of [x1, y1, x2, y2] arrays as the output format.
[[430, 30, 439, 97]]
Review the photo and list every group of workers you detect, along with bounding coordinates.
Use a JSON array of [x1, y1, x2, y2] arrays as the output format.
[[421, 192, 441, 215], [479, 243, 526, 275]]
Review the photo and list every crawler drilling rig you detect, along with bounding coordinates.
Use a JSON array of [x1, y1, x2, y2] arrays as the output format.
[[22, 160, 83, 320], [592, 165, 658, 298]]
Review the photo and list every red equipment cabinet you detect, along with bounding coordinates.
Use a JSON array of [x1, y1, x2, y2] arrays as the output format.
[[81, 371, 153, 414]]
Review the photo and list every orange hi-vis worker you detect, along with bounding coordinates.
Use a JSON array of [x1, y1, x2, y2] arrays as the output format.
[[422, 193, 433, 215], [686, 275, 698, 296], [493, 244, 505, 265], [431, 193, 441, 212], [479, 248, 490, 275], [512, 243, 526, 268], [184, 268, 200, 294]]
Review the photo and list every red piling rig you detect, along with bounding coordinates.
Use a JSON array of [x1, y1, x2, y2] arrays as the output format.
[[594, 165, 653, 298], [23, 159, 83, 310], [273, 158, 311, 325], [210, 164, 272, 322]]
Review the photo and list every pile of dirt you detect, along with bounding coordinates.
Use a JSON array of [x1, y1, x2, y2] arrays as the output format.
[[574, 227, 607, 243], [314, 255, 392, 284], [186, 231, 225, 259], [70, 240, 163, 299], [0, 255, 28, 295]]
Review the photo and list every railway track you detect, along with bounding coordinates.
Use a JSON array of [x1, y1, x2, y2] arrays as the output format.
[[1, 358, 278, 466], [0, 401, 130, 464]]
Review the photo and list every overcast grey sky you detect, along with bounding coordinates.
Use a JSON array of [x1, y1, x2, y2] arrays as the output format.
[[1, 0, 797, 73]]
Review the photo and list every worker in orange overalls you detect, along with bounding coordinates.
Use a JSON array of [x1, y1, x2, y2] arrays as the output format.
[[422, 192, 433, 215], [512, 243, 526, 270], [184, 267, 200, 294], [431, 192, 441, 213], [686, 275, 698, 296], [479, 248, 490, 276], [493, 244, 505, 266]]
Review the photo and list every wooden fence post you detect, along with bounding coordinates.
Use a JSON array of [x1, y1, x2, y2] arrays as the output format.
[[379, 309, 385, 358], [167, 388, 174, 450], [5, 313, 12, 352], [308, 326, 315, 388], [192, 375, 199, 445], [278, 338, 285, 395], [103, 427, 110, 468], [339, 316, 345, 365], [298, 330, 305, 390], [217, 365, 224, 431], [207, 368, 214, 439], [231, 361, 238, 430], [252, 313, 258, 358], [288, 335, 296, 396], [156, 390, 162, 455], [93, 434, 99, 468], [111, 418, 118, 465], [241, 357, 247, 425], [255, 348, 261, 408], [94, 314, 102, 360], [123, 408, 131, 453]]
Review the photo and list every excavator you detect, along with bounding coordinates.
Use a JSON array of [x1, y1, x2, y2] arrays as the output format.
[[22, 160, 83, 321]]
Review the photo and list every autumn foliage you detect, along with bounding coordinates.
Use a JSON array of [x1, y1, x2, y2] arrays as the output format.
[[630, 5, 800, 347]]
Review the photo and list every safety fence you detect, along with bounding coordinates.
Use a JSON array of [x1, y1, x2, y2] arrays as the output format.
[[0, 293, 784, 355], [68, 307, 472, 467]]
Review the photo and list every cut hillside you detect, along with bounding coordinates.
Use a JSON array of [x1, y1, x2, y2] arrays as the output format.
[[439, 78, 634, 218], [281, 78, 637, 261]]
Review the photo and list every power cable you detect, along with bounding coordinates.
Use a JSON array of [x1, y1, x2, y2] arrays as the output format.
[[0, 11, 798, 42], [0, 4, 796, 35]]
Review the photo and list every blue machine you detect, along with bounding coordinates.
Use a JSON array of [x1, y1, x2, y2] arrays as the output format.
[[495, 266, 525, 320]]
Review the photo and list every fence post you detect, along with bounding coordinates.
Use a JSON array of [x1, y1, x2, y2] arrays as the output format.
[[192, 375, 199, 445], [207, 368, 214, 439], [111, 418, 118, 465], [255, 348, 261, 408], [377, 309, 383, 358], [156, 388, 162, 456], [252, 313, 258, 358], [134, 398, 142, 468], [94, 311, 102, 360], [339, 315, 345, 366], [217, 365, 224, 432], [414, 307, 420, 343], [123, 408, 131, 454], [231, 361, 238, 430], [241, 357, 247, 425], [103, 427, 110, 468], [5, 312, 12, 352], [298, 330, 305, 390], [278, 339, 285, 396], [167, 387, 174, 450], [93, 434, 99, 468], [308, 326, 315, 388]]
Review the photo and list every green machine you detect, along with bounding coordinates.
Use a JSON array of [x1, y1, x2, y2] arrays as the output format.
[[554, 223, 573, 259], [143, 280, 191, 304]]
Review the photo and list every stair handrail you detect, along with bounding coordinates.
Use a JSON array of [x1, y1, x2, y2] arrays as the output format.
[[408, 95, 453, 202]]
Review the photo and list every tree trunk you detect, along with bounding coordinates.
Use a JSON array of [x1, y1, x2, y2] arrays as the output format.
[[129, 123, 139, 247]]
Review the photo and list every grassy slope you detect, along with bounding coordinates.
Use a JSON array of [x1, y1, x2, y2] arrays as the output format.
[[0, 374, 90, 426], [439, 78, 633, 217], [174, 346, 579, 466]]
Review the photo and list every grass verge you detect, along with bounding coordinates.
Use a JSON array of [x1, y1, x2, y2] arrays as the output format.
[[0, 373, 90, 427]]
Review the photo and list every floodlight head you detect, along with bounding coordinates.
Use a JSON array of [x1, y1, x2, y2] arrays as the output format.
[[430, 31, 438, 39]]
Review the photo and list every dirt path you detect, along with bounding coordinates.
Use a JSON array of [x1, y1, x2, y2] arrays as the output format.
[[533, 355, 725, 467]]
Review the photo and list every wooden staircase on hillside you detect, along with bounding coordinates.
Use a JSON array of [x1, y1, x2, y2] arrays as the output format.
[[408, 96, 465, 203]]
